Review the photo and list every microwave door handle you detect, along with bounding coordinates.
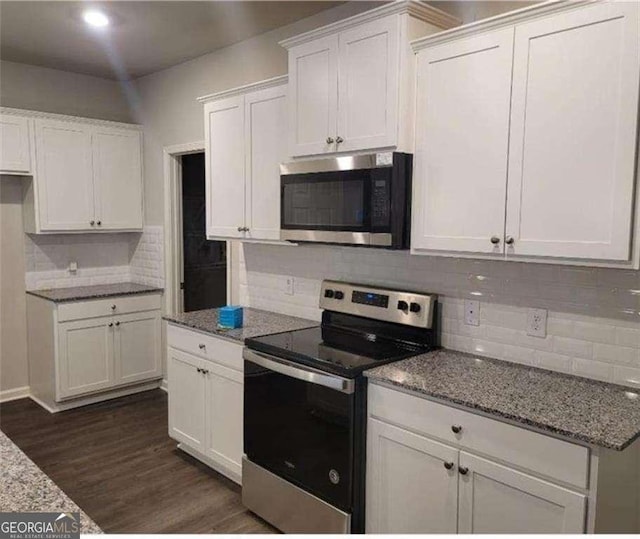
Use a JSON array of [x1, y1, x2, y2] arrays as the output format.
[[243, 348, 355, 394]]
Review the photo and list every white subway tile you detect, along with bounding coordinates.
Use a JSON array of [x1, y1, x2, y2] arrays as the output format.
[[592, 343, 637, 366], [612, 366, 640, 389], [572, 358, 613, 382], [615, 327, 640, 348], [535, 351, 573, 374], [552, 336, 593, 360]]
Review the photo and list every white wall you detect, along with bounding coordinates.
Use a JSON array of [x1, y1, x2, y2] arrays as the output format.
[[0, 178, 29, 396], [0, 60, 136, 122]]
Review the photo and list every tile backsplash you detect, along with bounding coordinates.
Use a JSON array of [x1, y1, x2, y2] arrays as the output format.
[[238, 243, 640, 389], [24, 226, 164, 290]]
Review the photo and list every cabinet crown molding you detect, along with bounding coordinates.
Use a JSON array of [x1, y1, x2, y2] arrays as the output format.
[[0, 107, 141, 130], [411, 0, 596, 51], [197, 75, 288, 104], [278, 0, 460, 50]]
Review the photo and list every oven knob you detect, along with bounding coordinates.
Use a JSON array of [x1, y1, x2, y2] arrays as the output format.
[[334, 290, 344, 300], [410, 302, 422, 313], [324, 289, 335, 298], [397, 300, 409, 311]]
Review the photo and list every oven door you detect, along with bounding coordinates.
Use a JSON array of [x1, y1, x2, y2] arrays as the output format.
[[243, 348, 355, 512]]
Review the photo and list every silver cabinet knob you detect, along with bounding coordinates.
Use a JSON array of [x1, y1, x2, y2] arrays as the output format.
[[97, 221, 102, 226], [490, 236, 500, 245], [108, 322, 113, 327], [444, 461, 454, 470], [111, 304, 116, 310], [90, 220, 95, 226], [326, 137, 335, 144], [115, 321, 120, 327], [237, 226, 244, 232], [336, 136, 344, 144], [459, 466, 469, 475], [505, 236, 515, 245], [198, 344, 206, 350], [244, 227, 250, 232], [451, 425, 462, 434]]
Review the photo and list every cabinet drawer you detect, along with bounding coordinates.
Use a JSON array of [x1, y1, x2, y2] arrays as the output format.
[[57, 293, 162, 322], [167, 323, 243, 373], [368, 383, 589, 489]]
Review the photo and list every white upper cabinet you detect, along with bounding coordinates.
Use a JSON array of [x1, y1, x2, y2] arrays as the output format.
[[92, 127, 143, 231], [245, 84, 288, 241], [505, 2, 639, 261], [288, 36, 339, 156], [337, 17, 400, 153], [205, 95, 246, 239], [412, 29, 514, 254], [281, 1, 460, 157], [200, 77, 288, 243], [34, 118, 95, 231], [0, 113, 33, 174], [6, 108, 145, 234], [411, 1, 640, 267]]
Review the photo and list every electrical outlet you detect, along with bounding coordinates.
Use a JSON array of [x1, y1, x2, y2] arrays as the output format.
[[527, 308, 547, 338], [285, 276, 294, 296], [464, 300, 480, 326], [68, 261, 78, 274]]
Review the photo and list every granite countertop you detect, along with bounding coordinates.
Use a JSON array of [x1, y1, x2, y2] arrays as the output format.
[[164, 307, 318, 343], [26, 282, 163, 303], [0, 430, 101, 533], [366, 349, 640, 451]]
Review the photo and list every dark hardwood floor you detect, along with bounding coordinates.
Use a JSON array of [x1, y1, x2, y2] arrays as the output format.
[[0, 389, 274, 534]]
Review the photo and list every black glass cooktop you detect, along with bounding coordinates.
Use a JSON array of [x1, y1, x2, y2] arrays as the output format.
[[245, 325, 432, 378]]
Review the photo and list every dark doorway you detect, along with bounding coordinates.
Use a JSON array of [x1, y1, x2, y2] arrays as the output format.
[[181, 153, 227, 312]]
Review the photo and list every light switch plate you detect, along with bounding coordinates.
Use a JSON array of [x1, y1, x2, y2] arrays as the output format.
[[527, 308, 547, 338], [464, 300, 480, 326]]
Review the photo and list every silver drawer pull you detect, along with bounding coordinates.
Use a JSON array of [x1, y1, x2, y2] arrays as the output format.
[[198, 344, 206, 350]]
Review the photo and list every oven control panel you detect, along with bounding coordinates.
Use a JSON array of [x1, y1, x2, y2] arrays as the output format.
[[319, 280, 436, 329]]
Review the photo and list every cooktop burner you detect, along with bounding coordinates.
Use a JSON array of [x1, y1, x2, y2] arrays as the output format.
[[245, 325, 432, 378]]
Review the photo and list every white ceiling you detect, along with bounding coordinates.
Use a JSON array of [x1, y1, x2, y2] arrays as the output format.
[[0, 1, 345, 80]]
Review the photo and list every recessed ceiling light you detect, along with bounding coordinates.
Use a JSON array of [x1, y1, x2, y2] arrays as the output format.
[[83, 9, 110, 28]]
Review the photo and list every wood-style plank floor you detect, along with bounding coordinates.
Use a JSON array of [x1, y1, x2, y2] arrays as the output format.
[[0, 389, 275, 534]]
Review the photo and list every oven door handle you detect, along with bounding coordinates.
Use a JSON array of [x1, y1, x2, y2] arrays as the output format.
[[243, 348, 355, 395]]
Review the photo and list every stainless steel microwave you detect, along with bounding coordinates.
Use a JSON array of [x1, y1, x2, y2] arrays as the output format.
[[280, 152, 412, 249]]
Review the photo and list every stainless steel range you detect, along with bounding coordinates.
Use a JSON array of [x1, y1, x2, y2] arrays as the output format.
[[241, 280, 439, 533]]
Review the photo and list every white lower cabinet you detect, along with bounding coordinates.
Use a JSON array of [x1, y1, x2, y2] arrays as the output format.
[[367, 418, 458, 533], [366, 383, 589, 534], [167, 324, 243, 484], [168, 349, 208, 453], [458, 452, 586, 533], [27, 292, 163, 412], [58, 316, 114, 399]]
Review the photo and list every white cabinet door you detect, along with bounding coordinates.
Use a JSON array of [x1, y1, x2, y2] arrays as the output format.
[[0, 114, 32, 174], [458, 452, 586, 533], [288, 35, 339, 157], [57, 317, 114, 399], [92, 127, 143, 230], [366, 418, 459, 533], [337, 16, 399, 153], [205, 96, 246, 238], [113, 311, 161, 386], [205, 361, 243, 482], [506, 2, 640, 261], [244, 84, 287, 241], [412, 29, 514, 254], [34, 119, 95, 231], [168, 348, 207, 453]]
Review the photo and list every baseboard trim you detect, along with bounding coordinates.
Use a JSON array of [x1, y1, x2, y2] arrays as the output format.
[[160, 378, 168, 392], [30, 380, 162, 413], [0, 386, 30, 403]]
